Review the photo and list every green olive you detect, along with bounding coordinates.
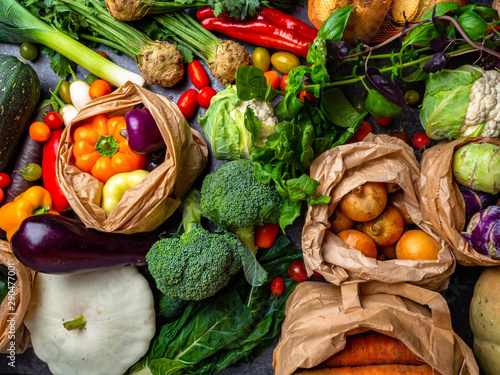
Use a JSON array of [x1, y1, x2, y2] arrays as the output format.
[[58, 81, 72, 104], [271, 51, 301, 74], [86, 73, 100, 85], [404, 89, 420, 105], [252, 47, 271, 72], [20, 43, 38, 61], [352, 97, 367, 114]]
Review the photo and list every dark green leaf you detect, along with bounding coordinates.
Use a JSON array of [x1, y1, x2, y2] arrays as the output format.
[[278, 198, 302, 231], [457, 10, 489, 40], [308, 194, 332, 205], [235, 66, 268, 101], [240, 244, 268, 287], [321, 88, 368, 128], [318, 6, 354, 41], [244, 107, 262, 147], [286, 174, 320, 202]]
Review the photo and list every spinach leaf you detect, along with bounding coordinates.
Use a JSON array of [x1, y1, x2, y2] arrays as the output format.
[[321, 88, 368, 128]]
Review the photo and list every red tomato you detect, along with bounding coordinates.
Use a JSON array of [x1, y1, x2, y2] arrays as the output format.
[[255, 223, 279, 248], [279, 74, 288, 92], [44, 111, 64, 130], [0, 188, 3, 205], [312, 270, 322, 278], [354, 121, 372, 141], [390, 131, 413, 147], [288, 260, 308, 282], [0, 173, 10, 188], [264, 70, 280, 90], [299, 89, 314, 103], [177, 89, 198, 118], [197, 86, 217, 109], [270, 276, 284, 296], [188, 60, 210, 89], [375, 117, 393, 126], [413, 132, 431, 150]]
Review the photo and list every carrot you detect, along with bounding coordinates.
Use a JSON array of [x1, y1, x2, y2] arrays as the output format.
[[296, 364, 441, 375], [324, 332, 424, 367]]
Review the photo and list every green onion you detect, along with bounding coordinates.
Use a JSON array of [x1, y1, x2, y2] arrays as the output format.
[[0, 0, 145, 87]]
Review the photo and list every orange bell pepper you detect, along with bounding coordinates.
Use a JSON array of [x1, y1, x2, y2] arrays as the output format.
[[72, 114, 147, 183], [0, 186, 59, 241]]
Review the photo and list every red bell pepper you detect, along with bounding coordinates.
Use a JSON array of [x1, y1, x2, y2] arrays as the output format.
[[196, 7, 317, 58], [42, 128, 70, 212]]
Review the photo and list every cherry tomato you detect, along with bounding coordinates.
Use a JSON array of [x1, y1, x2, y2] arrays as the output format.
[[29, 121, 51, 143], [375, 117, 393, 126], [89, 79, 112, 99], [20, 42, 38, 61], [404, 90, 420, 106], [312, 270, 322, 278], [20, 163, 42, 182], [279, 74, 288, 92], [0, 188, 4, 204], [413, 132, 431, 150], [288, 260, 308, 282], [255, 223, 280, 248], [0, 173, 11, 188], [197, 86, 217, 109], [354, 121, 372, 141], [264, 70, 280, 90], [352, 97, 367, 114], [270, 276, 284, 296], [86, 73, 100, 86], [177, 89, 198, 118], [188, 60, 210, 89], [44, 111, 64, 130], [299, 89, 314, 103], [390, 131, 413, 147]]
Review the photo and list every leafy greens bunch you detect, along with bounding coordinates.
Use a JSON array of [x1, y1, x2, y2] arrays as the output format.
[[130, 235, 303, 375]]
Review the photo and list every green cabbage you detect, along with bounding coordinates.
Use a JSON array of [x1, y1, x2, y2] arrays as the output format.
[[420, 65, 483, 140], [198, 86, 276, 160]]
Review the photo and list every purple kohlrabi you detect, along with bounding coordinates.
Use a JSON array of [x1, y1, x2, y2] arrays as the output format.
[[462, 205, 500, 259]]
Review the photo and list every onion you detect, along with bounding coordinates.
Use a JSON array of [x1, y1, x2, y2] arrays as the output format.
[[361, 205, 405, 247], [339, 182, 387, 222], [337, 229, 378, 259], [395, 230, 441, 260], [329, 206, 355, 234]]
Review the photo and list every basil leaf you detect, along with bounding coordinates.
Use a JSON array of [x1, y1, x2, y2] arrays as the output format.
[[321, 88, 368, 128], [457, 10, 489, 41], [318, 6, 353, 41], [366, 67, 409, 109]]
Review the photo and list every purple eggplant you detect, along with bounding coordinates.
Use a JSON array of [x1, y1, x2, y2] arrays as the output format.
[[459, 185, 500, 221], [462, 205, 500, 259], [124, 107, 165, 154], [10, 215, 158, 274]]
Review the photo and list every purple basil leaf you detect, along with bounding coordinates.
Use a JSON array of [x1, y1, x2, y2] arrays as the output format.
[[491, 32, 500, 42], [326, 40, 348, 61], [365, 67, 409, 109], [423, 52, 447, 73], [430, 35, 447, 51]]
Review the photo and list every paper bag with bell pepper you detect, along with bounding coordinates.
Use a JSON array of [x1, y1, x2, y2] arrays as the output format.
[[57, 81, 208, 234]]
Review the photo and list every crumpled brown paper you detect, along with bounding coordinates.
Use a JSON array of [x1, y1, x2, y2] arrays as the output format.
[[57, 81, 208, 233], [0, 240, 33, 353], [273, 281, 479, 375], [302, 133, 455, 290], [419, 137, 500, 266]]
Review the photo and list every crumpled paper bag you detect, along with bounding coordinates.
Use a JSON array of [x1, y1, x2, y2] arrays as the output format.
[[273, 281, 479, 375], [0, 240, 33, 353], [419, 137, 500, 266], [57, 81, 208, 233], [302, 133, 455, 290]]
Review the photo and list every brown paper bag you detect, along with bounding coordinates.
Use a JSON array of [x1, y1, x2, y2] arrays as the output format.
[[57, 81, 208, 233], [302, 133, 455, 290], [273, 281, 479, 375], [419, 137, 500, 266], [0, 240, 33, 353]]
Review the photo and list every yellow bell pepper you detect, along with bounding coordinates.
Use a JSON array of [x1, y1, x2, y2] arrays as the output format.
[[0, 186, 59, 241], [101, 170, 149, 213]]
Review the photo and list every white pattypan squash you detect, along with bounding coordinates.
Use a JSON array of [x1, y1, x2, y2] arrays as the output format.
[[24, 267, 156, 375]]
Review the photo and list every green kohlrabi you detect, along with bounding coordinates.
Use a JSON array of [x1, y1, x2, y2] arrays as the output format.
[[198, 85, 278, 160]]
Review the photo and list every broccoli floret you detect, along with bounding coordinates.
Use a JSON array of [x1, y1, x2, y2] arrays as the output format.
[[158, 296, 188, 319], [200, 159, 284, 250], [146, 190, 243, 301]]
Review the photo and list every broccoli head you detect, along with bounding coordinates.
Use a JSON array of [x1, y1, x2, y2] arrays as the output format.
[[200, 159, 284, 229], [146, 190, 243, 301]]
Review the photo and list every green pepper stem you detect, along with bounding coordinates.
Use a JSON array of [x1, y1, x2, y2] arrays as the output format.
[[94, 135, 119, 158], [33, 206, 50, 215], [63, 315, 87, 331]]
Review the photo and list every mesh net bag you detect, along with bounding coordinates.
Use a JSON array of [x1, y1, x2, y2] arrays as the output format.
[[308, 0, 468, 45]]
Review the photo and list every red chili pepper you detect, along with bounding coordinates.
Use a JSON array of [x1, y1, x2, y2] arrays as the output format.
[[257, 7, 318, 41], [42, 128, 70, 212], [200, 18, 311, 58]]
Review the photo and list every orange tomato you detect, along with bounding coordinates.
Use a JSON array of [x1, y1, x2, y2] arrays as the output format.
[[264, 70, 280, 90], [89, 79, 112, 99], [279, 74, 288, 91], [29, 121, 52, 143]]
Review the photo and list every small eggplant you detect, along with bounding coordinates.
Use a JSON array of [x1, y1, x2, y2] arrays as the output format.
[[462, 205, 500, 259], [124, 107, 165, 154], [10, 215, 158, 274], [459, 185, 499, 221]]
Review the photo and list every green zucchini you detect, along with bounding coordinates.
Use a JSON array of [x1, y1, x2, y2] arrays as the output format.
[[0, 54, 40, 173]]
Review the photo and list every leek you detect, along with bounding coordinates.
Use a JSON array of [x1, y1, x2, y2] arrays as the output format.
[[0, 0, 145, 87]]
